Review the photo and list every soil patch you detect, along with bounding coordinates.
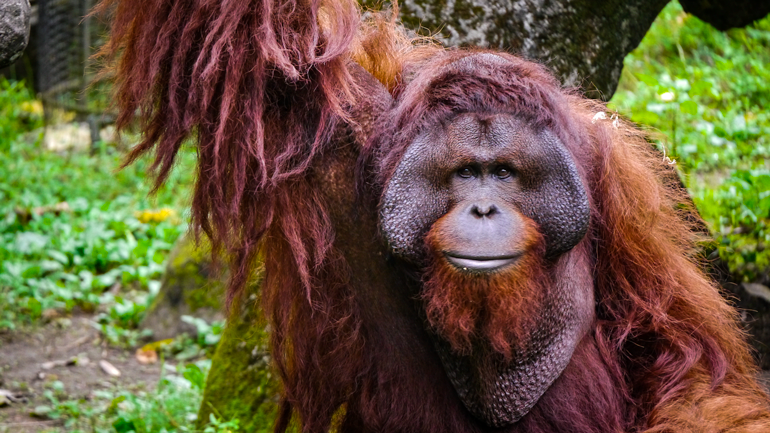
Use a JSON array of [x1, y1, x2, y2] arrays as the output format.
[[0, 315, 162, 432]]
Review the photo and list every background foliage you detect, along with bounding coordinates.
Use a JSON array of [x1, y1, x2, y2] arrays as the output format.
[[610, 1, 770, 282]]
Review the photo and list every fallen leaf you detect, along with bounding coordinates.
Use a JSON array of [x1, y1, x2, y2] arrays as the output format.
[[0, 389, 23, 406], [139, 338, 174, 352], [40, 359, 67, 370], [41, 309, 61, 321], [33, 201, 71, 216], [99, 360, 121, 377], [135, 347, 158, 365]]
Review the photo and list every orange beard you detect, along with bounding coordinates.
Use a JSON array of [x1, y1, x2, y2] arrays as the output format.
[[422, 230, 550, 360]]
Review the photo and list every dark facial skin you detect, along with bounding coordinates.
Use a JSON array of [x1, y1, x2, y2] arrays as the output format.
[[381, 112, 590, 270], [439, 114, 536, 272], [379, 112, 594, 427]]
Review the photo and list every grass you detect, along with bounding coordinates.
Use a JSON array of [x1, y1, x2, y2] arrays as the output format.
[[33, 361, 239, 433], [0, 79, 228, 432], [0, 78, 195, 336], [610, 1, 770, 282], [0, 79, 233, 431]]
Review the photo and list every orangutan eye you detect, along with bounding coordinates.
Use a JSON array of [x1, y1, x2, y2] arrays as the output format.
[[495, 167, 513, 179], [458, 167, 474, 178]]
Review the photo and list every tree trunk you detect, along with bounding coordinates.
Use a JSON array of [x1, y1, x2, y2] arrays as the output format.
[[679, 0, 770, 31], [141, 235, 281, 431], [363, 0, 669, 99], [142, 235, 225, 341], [361, 0, 770, 99], [195, 277, 280, 431]]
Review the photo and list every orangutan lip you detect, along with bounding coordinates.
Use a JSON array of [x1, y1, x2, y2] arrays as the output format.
[[444, 253, 520, 271]]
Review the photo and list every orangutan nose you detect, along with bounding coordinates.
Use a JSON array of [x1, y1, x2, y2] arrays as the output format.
[[471, 202, 498, 218]]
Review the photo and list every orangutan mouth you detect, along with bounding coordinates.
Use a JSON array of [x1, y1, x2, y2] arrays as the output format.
[[444, 253, 521, 271]]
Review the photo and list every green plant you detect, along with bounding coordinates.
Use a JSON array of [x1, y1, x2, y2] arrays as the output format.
[[0, 77, 43, 151], [0, 80, 195, 335], [182, 316, 224, 348], [611, 2, 770, 172], [155, 317, 225, 361], [28, 361, 242, 432], [695, 170, 770, 281], [611, 1, 770, 282]]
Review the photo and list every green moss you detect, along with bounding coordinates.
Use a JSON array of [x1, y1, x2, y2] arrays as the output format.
[[142, 234, 226, 340], [183, 279, 224, 312], [168, 235, 224, 312], [196, 278, 280, 432]]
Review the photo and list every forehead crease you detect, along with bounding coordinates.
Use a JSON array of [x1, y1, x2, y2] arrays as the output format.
[[445, 114, 482, 146], [485, 116, 527, 159], [445, 114, 530, 160]]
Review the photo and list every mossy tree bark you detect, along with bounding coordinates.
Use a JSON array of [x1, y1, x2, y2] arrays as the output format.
[[142, 235, 226, 340], [141, 235, 280, 431], [195, 280, 280, 432]]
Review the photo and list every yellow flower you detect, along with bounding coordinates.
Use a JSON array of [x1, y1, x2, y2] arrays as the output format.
[[135, 208, 178, 224], [20, 100, 43, 116]]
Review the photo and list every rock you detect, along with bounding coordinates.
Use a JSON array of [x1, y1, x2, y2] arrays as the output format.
[[0, 0, 30, 68], [362, 0, 670, 99], [43, 123, 91, 152], [742, 283, 770, 304], [680, 0, 770, 31], [360, 0, 770, 99]]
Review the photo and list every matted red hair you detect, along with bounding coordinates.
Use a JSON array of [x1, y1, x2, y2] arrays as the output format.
[[94, 0, 360, 304]]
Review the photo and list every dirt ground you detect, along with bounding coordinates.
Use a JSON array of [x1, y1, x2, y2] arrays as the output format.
[[0, 315, 162, 432], [3, 314, 770, 433]]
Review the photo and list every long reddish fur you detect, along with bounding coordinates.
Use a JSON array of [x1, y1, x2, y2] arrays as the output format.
[[97, 0, 770, 431], [423, 213, 549, 359]]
